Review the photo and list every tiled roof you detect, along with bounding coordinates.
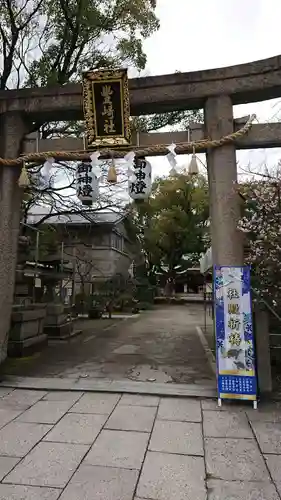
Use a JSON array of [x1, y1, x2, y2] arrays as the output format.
[[27, 210, 123, 225]]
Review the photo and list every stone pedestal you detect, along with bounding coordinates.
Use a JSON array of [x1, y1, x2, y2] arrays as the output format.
[[8, 305, 48, 357], [44, 303, 81, 340], [204, 96, 244, 266]]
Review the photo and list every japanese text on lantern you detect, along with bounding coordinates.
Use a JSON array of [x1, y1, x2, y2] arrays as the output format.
[[130, 159, 147, 195], [227, 286, 241, 347], [76, 162, 93, 198], [101, 85, 116, 135]]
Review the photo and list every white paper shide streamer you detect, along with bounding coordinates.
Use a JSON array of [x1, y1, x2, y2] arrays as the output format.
[[124, 151, 136, 174], [41, 157, 55, 188], [42, 157, 54, 177], [128, 156, 152, 200], [76, 153, 101, 205], [166, 143, 178, 175]]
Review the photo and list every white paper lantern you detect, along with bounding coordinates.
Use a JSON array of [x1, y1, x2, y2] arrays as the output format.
[[128, 157, 152, 200], [76, 161, 99, 205]]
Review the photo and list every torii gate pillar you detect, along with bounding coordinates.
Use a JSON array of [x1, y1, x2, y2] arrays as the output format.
[[204, 95, 244, 267], [0, 112, 28, 362]]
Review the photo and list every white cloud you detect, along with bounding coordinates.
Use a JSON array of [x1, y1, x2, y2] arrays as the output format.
[[143, 0, 281, 179]]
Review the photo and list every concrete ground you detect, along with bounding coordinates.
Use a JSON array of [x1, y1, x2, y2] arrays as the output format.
[[2, 305, 214, 386], [0, 387, 280, 499]]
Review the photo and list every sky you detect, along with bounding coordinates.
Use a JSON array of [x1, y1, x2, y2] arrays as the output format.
[[142, 0, 281, 178], [33, 0, 281, 215]]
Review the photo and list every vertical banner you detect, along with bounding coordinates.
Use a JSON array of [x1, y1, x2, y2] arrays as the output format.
[[214, 266, 257, 402], [82, 69, 131, 149]]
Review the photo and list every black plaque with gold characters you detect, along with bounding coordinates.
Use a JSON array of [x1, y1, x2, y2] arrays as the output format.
[[82, 69, 131, 149]]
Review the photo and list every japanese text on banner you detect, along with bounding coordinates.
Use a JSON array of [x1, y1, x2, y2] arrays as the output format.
[[214, 266, 257, 401]]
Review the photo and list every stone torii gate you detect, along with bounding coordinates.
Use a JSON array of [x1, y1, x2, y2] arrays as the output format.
[[1, 54, 281, 363]]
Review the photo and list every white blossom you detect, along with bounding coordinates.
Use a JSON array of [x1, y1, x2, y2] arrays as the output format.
[[239, 173, 281, 308]]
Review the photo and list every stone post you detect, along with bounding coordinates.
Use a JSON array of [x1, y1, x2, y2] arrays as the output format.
[[204, 96, 272, 394], [254, 307, 272, 394], [0, 112, 29, 363], [204, 95, 243, 266]]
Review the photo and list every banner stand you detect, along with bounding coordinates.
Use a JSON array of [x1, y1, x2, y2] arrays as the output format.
[[214, 266, 258, 410]]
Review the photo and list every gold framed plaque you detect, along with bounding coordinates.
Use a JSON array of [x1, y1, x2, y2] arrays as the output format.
[[82, 68, 131, 149]]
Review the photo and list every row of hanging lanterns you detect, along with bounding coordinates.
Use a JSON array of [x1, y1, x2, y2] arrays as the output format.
[[75, 145, 199, 205], [76, 152, 153, 205], [17, 142, 199, 204]]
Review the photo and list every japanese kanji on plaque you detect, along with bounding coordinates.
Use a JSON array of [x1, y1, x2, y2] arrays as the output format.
[[214, 266, 257, 404], [82, 68, 131, 149]]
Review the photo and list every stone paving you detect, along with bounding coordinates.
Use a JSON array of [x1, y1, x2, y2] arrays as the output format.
[[0, 387, 280, 499], [2, 305, 214, 385]]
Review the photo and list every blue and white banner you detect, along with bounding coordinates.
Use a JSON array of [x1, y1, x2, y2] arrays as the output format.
[[214, 266, 257, 401]]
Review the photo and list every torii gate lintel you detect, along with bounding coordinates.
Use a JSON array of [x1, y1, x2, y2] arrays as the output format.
[[0, 54, 281, 118]]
